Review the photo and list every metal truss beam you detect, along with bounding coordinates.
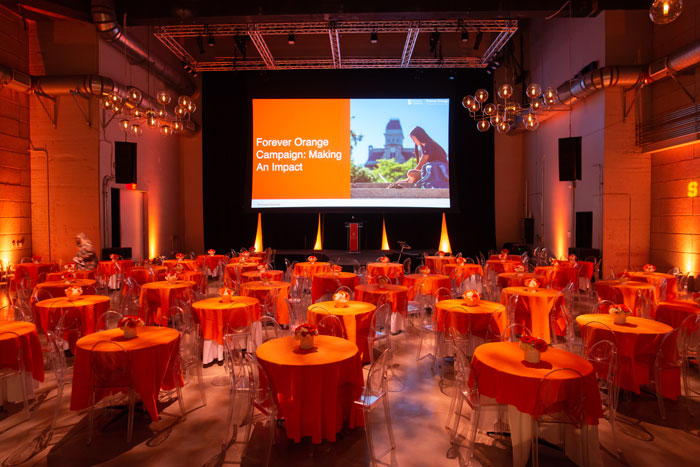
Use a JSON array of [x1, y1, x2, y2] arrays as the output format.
[[400, 23, 420, 68], [328, 26, 341, 69], [247, 27, 276, 69], [479, 20, 518, 65]]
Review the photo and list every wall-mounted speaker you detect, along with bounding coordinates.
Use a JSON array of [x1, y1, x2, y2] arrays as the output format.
[[115, 142, 137, 184], [575, 211, 593, 249], [558, 137, 582, 181]]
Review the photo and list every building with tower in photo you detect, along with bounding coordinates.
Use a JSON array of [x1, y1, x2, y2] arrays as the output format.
[[364, 119, 415, 167]]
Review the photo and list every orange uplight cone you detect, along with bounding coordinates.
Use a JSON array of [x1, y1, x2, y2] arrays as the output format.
[[438, 213, 452, 254], [313, 213, 323, 250], [381, 217, 390, 251], [253, 213, 263, 252]]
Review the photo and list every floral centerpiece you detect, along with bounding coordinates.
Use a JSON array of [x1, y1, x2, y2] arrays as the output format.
[[376, 275, 389, 289], [379, 256, 390, 263], [261, 272, 272, 284], [174, 264, 184, 273], [175, 253, 185, 262], [207, 249, 216, 256], [241, 250, 251, 259], [110, 253, 120, 261], [307, 255, 317, 264], [619, 272, 631, 283], [498, 252, 508, 261], [62, 272, 75, 284], [437, 250, 446, 257], [238, 256, 247, 264], [456, 257, 466, 266], [514, 264, 526, 274], [552, 259, 560, 269], [64, 263, 76, 272], [333, 290, 350, 308], [520, 335, 548, 363], [462, 290, 480, 307], [332, 265, 342, 275], [609, 304, 632, 325], [294, 323, 318, 349], [568, 254, 577, 262], [219, 286, 234, 303], [65, 285, 83, 301], [165, 272, 178, 283], [643, 264, 656, 273], [118, 315, 144, 339], [524, 278, 540, 290], [501, 249, 510, 255], [257, 264, 267, 273], [418, 266, 431, 276], [32, 255, 42, 264]]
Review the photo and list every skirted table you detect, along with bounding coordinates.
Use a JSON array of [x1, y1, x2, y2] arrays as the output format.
[[293, 262, 331, 283], [240, 270, 284, 283], [627, 271, 678, 301], [14, 262, 59, 288], [129, 266, 168, 284], [311, 272, 359, 303], [469, 342, 604, 467], [484, 259, 522, 274], [655, 300, 700, 328], [97, 260, 133, 277], [497, 272, 547, 289], [594, 280, 659, 316], [534, 265, 579, 290], [34, 295, 111, 343], [225, 263, 261, 283], [424, 256, 457, 275], [500, 287, 564, 344], [443, 263, 484, 286], [191, 296, 261, 364], [69, 326, 183, 422], [576, 314, 679, 399], [162, 259, 198, 272], [196, 254, 229, 275], [256, 335, 364, 443], [46, 270, 94, 281], [239, 280, 291, 325], [307, 300, 376, 362], [0, 321, 44, 403], [366, 262, 404, 284], [402, 273, 451, 300], [139, 280, 196, 324], [434, 299, 507, 339], [34, 278, 96, 297], [354, 284, 408, 316]]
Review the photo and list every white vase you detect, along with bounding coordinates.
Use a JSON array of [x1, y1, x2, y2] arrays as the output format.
[[524, 348, 541, 363], [299, 334, 315, 349], [613, 314, 627, 325], [123, 327, 138, 339]]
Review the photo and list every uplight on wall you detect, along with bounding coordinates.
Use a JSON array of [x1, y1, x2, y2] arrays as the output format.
[[688, 181, 697, 197]]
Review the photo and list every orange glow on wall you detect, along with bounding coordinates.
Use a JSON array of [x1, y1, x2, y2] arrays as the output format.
[[438, 213, 452, 254], [381, 217, 390, 251], [148, 218, 157, 259], [552, 185, 570, 259], [253, 213, 263, 252], [313, 213, 323, 250]]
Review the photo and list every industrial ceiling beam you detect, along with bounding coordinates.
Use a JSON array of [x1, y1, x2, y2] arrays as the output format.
[[400, 23, 420, 68]]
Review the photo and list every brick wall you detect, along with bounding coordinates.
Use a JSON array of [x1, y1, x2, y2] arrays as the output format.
[[0, 6, 30, 265]]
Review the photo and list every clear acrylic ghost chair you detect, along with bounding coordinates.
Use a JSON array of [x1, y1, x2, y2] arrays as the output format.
[[0, 304, 31, 322], [591, 300, 615, 314], [335, 285, 354, 300], [549, 295, 574, 351], [284, 297, 306, 329], [258, 315, 282, 343], [54, 307, 84, 352], [583, 337, 620, 453], [30, 288, 53, 305], [415, 291, 439, 369], [97, 310, 123, 331], [0, 331, 30, 419], [318, 314, 346, 338], [634, 291, 652, 319], [174, 323, 206, 412], [500, 323, 532, 342], [505, 292, 520, 327], [368, 304, 392, 366], [354, 348, 396, 467]]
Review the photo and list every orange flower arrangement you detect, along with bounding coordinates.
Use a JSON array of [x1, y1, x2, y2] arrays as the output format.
[[437, 251, 446, 257], [643, 264, 656, 273], [418, 266, 431, 275], [219, 286, 234, 302], [175, 253, 185, 260], [498, 252, 508, 261], [462, 290, 480, 306], [501, 249, 509, 255], [32, 256, 42, 263], [118, 315, 144, 339], [207, 249, 216, 256], [456, 257, 466, 265], [110, 254, 119, 261], [379, 256, 390, 263], [62, 272, 75, 283], [610, 304, 632, 324], [520, 335, 548, 353], [333, 290, 350, 307], [332, 265, 343, 274], [524, 278, 540, 289], [165, 272, 178, 283], [65, 285, 83, 301], [514, 264, 525, 274], [307, 255, 317, 263], [64, 263, 76, 272], [294, 323, 318, 349], [568, 254, 577, 262]]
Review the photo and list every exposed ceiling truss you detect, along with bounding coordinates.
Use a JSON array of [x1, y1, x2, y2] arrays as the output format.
[[154, 19, 517, 72]]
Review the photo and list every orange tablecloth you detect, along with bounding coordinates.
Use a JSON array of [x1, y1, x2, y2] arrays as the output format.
[[293, 262, 331, 281], [497, 272, 547, 289], [402, 273, 451, 300], [307, 301, 376, 362], [230, 255, 264, 265], [46, 270, 94, 281], [196, 254, 229, 271], [469, 342, 603, 425], [576, 314, 678, 399], [594, 280, 659, 315], [239, 281, 291, 325], [655, 300, 700, 329], [35, 279, 96, 297], [434, 299, 507, 339], [628, 272, 678, 300], [240, 270, 284, 283], [577, 261, 595, 280], [424, 256, 457, 275], [192, 297, 261, 345], [156, 270, 203, 284], [70, 326, 182, 421], [354, 284, 408, 316], [162, 259, 198, 271], [311, 272, 359, 302], [139, 281, 195, 324], [129, 266, 167, 284], [489, 255, 523, 262], [484, 259, 522, 274], [443, 264, 484, 285], [225, 263, 261, 283], [534, 266, 578, 290], [256, 335, 364, 443], [366, 262, 404, 284], [98, 260, 133, 277], [0, 321, 45, 382], [501, 287, 564, 343], [14, 262, 59, 287], [34, 295, 111, 340]]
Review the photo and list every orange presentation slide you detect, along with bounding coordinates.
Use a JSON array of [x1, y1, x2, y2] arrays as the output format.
[[252, 99, 351, 201]]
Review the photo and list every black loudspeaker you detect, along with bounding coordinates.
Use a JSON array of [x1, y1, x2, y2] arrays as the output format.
[[558, 137, 582, 181], [523, 218, 534, 244], [575, 211, 593, 248], [115, 142, 137, 184]]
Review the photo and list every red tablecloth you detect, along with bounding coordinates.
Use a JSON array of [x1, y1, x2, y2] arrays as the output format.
[[307, 301, 375, 363], [366, 262, 404, 284], [240, 270, 284, 283], [484, 260, 522, 274], [0, 320, 45, 382], [293, 262, 331, 283], [139, 281, 195, 324], [14, 262, 59, 287], [191, 297, 261, 345], [34, 295, 111, 339], [489, 255, 523, 262], [239, 281, 291, 325], [501, 287, 564, 344], [434, 299, 507, 339], [256, 335, 364, 443], [534, 266, 578, 290], [497, 272, 548, 289], [129, 266, 168, 284], [70, 326, 182, 421], [196, 254, 229, 271], [424, 256, 457, 275], [354, 284, 408, 316], [311, 272, 359, 302], [162, 259, 198, 272], [627, 272, 678, 301], [225, 263, 261, 283], [594, 280, 659, 316], [443, 264, 484, 286], [46, 270, 94, 281], [34, 279, 96, 298], [655, 300, 700, 328], [98, 260, 133, 277], [402, 274, 451, 300]]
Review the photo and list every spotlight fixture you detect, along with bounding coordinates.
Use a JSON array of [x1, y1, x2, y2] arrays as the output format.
[[473, 30, 483, 50], [208, 35, 215, 46], [370, 31, 378, 44], [649, 0, 682, 24], [461, 30, 469, 43], [288, 32, 295, 45]]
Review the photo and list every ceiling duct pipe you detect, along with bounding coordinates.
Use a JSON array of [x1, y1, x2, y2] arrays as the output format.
[[0, 64, 32, 93], [90, 0, 196, 96], [648, 39, 700, 81], [556, 66, 645, 106]]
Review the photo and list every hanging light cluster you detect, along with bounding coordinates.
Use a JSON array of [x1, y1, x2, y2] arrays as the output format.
[[99, 88, 196, 136], [462, 83, 558, 133]]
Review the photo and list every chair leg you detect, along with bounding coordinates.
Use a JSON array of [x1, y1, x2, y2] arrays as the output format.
[[364, 406, 377, 467], [196, 364, 207, 406], [175, 383, 187, 421], [87, 392, 96, 444], [654, 370, 666, 419], [383, 396, 396, 450], [466, 405, 481, 464], [451, 390, 466, 443], [51, 381, 64, 431], [445, 389, 458, 431], [126, 388, 135, 443], [531, 420, 539, 467], [19, 370, 30, 420]]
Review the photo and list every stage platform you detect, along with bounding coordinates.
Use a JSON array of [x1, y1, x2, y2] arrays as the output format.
[[272, 249, 427, 269]]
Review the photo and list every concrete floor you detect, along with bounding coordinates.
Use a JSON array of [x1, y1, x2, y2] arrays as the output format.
[[1, 294, 700, 466]]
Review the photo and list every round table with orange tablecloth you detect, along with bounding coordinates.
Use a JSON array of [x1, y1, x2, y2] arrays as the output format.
[[196, 254, 229, 273], [35, 279, 96, 298], [307, 301, 376, 363], [354, 284, 408, 316], [240, 270, 284, 283], [576, 261, 595, 280], [0, 321, 45, 384], [225, 262, 261, 283], [469, 342, 603, 467], [443, 263, 484, 285], [627, 271, 678, 300], [576, 314, 678, 399], [162, 259, 198, 271], [484, 259, 521, 274], [489, 254, 523, 262], [655, 300, 700, 328], [69, 326, 183, 422], [239, 281, 291, 325], [34, 295, 111, 340], [424, 256, 456, 275], [46, 270, 94, 281], [500, 287, 564, 344], [594, 280, 659, 315], [402, 273, 451, 299], [97, 260, 133, 277], [139, 280, 195, 325], [157, 270, 204, 289], [497, 272, 547, 289], [434, 299, 507, 339], [293, 262, 331, 281], [192, 296, 261, 364], [129, 266, 167, 284], [366, 262, 404, 284], [14, 262, 59, 287], [256, 335, 364, 443], [534, 265, 578, 290], [311, 272, 359, 303]]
